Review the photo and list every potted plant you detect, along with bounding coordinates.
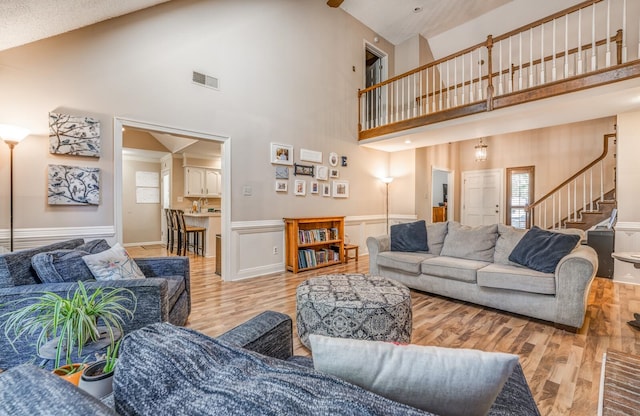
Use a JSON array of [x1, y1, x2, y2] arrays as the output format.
[[78, 339, 120, 397], [1, 281, 136, 385]]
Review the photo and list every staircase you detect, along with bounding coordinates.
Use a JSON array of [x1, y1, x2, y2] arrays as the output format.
[[564, 189, 616, 230], [527, 133, 616, 231]]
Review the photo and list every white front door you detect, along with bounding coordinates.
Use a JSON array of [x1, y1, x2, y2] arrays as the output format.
[[462, 169, 503, 226]]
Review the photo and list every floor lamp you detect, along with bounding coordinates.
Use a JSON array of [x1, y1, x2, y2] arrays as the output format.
[[381, 177, 393, 233], [0, 124, 30, 252]]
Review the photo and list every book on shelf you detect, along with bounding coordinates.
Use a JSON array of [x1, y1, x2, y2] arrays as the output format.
[[298, 228, 340, 244], [297, 247, 341, 269]]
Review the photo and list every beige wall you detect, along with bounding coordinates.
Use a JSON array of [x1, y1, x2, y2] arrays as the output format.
[[0, 0, 396, 242], [122, 158, 161, 244]]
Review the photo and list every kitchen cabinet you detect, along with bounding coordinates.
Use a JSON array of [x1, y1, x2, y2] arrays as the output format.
[[184, 167, 221, 197]]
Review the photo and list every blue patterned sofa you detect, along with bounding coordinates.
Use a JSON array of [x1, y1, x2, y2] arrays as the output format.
[[0, 239, 190, 370], [0, 311, 539, 415]]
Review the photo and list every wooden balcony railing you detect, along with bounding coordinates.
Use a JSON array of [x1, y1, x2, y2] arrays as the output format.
[[358, 0, 640, 140]]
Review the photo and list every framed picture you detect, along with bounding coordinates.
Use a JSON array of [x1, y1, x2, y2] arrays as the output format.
[[329, 168, 339, 178], [294, 163, 314, 176], [300, 148, 322, 163], [328, 152, 339, 167], [275, 180, 288, 192], [315, 166, 328, 180], [294, 180, 306, 196], [270, 143, 293, 165], [49, 112, 101, 157], [48, 165, 100, 205], [275, 166, 289, 179], [332, 180, 349, 198], [310, 181, 319, 194], [322, 183, 331, 197]]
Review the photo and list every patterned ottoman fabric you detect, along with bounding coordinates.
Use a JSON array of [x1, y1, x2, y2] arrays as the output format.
[[296, 274, 412, 348]]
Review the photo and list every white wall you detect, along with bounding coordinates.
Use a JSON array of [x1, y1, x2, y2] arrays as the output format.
[[614, 110, 640, 284]]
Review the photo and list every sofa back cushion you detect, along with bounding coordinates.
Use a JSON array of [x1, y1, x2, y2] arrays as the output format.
[[426, 221, 448, 255], [30, 239, 112, 284], [494, 224, 527, 266], [0, 238, 85, 288], [114, 323, 429, 416], [440, 222, 498, 262]]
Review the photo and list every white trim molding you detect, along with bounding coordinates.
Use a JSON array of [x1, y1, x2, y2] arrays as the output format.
[[1, 226, 116, 252]]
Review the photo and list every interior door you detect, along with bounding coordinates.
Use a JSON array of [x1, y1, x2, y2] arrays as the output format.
[[462, 169, 503, 226]]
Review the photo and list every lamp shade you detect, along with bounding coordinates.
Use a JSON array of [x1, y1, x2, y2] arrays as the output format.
[[381, 176, 394, 184], [0, 124, 30, 145]]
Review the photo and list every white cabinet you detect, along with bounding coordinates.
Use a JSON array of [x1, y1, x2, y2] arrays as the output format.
[[185, 167, 221, 197]]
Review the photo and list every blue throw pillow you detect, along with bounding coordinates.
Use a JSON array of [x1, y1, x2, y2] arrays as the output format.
[[508, 226, 580, 273], [390, 220, 428, 252], [31, 250, 95, 283]]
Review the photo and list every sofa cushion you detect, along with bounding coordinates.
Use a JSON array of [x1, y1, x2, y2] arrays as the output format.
[[82, 243, 145, 281], [114, 323, 428, 416], [477, 263, 556, 295], [390, 220, 428, 252], [377, 251, 435, 275], [31, 250, 95, 284], [76, 239, 111, 254], [440, 222, 498, 262], [509, 226, 581, 273], [0, 238, 85, 288], [426, 221, 448, 255], [310, 334, 519, 416], [165, 276, 186, 308], [494, 224, 527, 265], [421, 256, 490, 283]]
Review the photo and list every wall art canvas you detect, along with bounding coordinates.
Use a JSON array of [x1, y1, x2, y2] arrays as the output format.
[[275, 166, 289, 179], [48, 165, 100, 205], [49, 112, 101, 157]]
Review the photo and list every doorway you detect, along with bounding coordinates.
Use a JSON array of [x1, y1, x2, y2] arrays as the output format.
[[364, 42, 388, 128], [113, 118, 231, 279], [431, 167, 453, 222]]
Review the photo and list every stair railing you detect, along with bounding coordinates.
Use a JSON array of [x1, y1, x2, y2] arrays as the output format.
[[527, 133, 616, 229]]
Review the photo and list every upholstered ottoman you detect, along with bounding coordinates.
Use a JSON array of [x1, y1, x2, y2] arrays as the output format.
[[296, 274, 412, 349]]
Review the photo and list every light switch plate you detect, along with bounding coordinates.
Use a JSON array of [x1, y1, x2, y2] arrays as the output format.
[[243, 186, 252, 196]]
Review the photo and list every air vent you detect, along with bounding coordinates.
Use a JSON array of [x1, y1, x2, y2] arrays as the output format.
[[192, 71, 219, 90]]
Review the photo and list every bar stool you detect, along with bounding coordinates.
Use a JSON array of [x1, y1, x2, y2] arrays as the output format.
[[174, 210, 206, 256], [165, 208, 177, 253]]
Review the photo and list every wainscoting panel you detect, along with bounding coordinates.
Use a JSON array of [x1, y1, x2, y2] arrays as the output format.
[[0, 226, 116, 253]]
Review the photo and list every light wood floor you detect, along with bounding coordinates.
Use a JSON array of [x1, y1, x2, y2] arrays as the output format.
[[127, 245, 640, 416]]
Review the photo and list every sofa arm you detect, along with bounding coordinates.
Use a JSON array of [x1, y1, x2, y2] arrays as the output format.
[[554, 245, 598, 328], [366, 235, 390, 276], [0, 279, 171, 370], [134, 256, 190, 314], [216, 311, 293, 360]]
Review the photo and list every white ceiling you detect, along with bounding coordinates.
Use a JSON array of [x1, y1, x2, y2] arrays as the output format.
[[340, 0, 512, 46], [0, 0, 169, 51]]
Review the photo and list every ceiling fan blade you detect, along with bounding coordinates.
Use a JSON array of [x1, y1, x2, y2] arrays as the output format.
[[326, 0, 344, 8]]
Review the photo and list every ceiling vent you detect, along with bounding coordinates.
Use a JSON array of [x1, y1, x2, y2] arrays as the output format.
[[192, 71, 219, 90]]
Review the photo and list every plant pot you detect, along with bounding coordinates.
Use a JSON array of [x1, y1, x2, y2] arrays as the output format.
[[78, 360, 114, 398], [52, 363, 86, 386]]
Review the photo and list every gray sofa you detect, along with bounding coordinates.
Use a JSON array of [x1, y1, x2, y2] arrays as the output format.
[[368, 222, 598, 328], [0, 311, 540, 415], [0, 238, 190, 370]]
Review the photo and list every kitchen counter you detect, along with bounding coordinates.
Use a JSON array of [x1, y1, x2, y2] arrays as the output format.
[[183, 213, 221, 257], [183, 212, 221, 217]]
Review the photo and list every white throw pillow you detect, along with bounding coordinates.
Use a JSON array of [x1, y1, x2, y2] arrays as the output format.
[[309, 334, 518, 416], [82, 243, 145, 280]]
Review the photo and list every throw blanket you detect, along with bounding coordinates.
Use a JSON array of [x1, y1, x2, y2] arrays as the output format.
[[114, 323, 433, 416]]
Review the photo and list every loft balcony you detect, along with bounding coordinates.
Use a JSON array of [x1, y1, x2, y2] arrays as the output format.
[[358, 0, 640, 149]]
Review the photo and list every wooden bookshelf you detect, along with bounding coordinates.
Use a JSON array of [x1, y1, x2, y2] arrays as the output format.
[[283, 216, 345, 273]]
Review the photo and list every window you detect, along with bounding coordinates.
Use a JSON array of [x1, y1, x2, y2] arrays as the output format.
[[506, 166, 534, 229]]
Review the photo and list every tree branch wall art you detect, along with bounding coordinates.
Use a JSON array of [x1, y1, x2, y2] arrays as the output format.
[[49, 112, 101, 157], [48, 165, 100, 205]]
